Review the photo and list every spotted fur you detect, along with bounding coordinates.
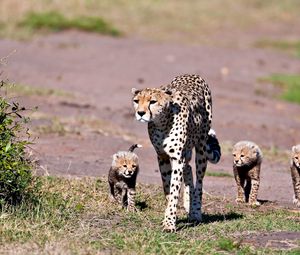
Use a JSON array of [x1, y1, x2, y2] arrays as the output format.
[[232, 141, 263, 206], [132, 74, 220, 231], [108, 144, 142, 211], [291, 144, 300, 207]]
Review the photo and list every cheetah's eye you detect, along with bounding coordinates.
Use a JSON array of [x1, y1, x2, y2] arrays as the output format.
[[132, 165, 136, 168], [233, 154, 236, 157], [295, 156, 299, 160], [133, 99, 139, 104], [240, 154, 245, 158], [123, 164, 127, 168], [149, 100, 157, 105]]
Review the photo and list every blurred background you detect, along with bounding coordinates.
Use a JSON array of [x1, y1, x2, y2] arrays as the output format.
[[0, 0, 300, 45], [0, 0, 300, 201]]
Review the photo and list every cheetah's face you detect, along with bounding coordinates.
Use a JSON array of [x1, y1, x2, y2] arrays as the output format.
[[292, 145, 300, 168], [232, 147, 257, 167], [132, 88, 172, 122], [113, 155, 139, 178]]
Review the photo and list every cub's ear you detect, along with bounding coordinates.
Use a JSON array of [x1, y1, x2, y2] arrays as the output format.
[[131, 88, 141, 95], [292, 146, 298, 153], [112, 153, 119, 162]]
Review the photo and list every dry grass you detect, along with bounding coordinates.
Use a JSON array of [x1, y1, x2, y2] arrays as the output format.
[[0, 0, 299, 43]]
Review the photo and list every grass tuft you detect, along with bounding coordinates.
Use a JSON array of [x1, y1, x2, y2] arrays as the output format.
[[7, 83, 73, 98], [217, 238, 236, 251], [206, 171, 233, 178], [19, 11, 121, 36], [258, 74, 300, 104], [254, 40, 300, 57]]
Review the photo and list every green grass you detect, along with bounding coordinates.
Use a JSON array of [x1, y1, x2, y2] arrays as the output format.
[[206, 171, 233, 178], [19, 11, 121, 36], [258, 74, 300, 104], [254, 40, 300, 57], [0, 176, 299, 254], [7, 83, 73, 98]]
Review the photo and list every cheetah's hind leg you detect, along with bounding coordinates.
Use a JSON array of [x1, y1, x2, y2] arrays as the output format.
[[188, 145, 207, 223], [183, 150, 194, 217]]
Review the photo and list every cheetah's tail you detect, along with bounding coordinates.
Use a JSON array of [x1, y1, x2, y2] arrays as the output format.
[[128, 144, 143, 152], [206, 129, 221, 164]]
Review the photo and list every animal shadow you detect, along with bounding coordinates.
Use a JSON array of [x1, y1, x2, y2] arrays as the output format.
[[257, 199, 272, 205], [135, 201, 148, 211], [176, 212, 243, 231]]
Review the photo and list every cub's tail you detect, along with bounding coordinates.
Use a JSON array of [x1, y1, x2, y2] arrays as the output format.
[[128, 144, 143, 152], [206, 129, 221, 164]]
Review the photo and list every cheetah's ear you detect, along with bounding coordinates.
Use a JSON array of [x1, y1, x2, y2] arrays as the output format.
[[164, 89, 173, 96], [292, 146, 297, 153], [131, 88, 141, 95]]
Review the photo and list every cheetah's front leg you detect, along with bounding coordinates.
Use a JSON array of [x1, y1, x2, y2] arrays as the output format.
[[157, 154, 172, 202], [163, 158, 184, 232]]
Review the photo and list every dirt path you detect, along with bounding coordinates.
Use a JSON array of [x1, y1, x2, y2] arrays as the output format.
[[1, 31, 300, 206]]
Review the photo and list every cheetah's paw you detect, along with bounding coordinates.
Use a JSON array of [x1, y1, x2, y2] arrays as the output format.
[[293, 196, 300, 207], [162, 219, 176, 233], [235, 197, 245, 204], [249, 200, 261, 207], [188, 212, 202, 223]]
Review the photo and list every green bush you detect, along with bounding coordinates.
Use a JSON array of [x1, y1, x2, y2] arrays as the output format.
[[0, 83, 34, 205]]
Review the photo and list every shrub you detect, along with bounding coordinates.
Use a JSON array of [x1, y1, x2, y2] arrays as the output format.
[[0, 81, 34, 205]]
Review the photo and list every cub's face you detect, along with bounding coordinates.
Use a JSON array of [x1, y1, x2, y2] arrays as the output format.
[[132, 88, 172, 122], [292, 145, 300, 168], [113, 153, 139, 178], [232, 146, 257, 167]]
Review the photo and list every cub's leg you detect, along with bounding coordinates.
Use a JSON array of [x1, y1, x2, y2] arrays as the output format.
[[183, 150, 194, 216], [121, 187, 128, 208], [233, 166, 246, 203], [244, 179, 251, 202], [109, 181, 116, 202], [127, 188, 137, 212], [291, 165, 300, 207], [248, 165, 261, 206]]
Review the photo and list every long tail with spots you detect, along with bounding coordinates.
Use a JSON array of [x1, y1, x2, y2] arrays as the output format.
[[206, 129, 221, 164], [128, 144, 143, 152]]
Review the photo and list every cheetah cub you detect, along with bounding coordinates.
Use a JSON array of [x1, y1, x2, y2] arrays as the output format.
[[291, 144, 300, 207], [108, 144, 142, 211], [232, 141, 263, 206]]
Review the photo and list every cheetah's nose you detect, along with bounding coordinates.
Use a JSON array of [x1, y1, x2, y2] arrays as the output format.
[[137, 111, 146, 117], [235, 160, 239, 164]]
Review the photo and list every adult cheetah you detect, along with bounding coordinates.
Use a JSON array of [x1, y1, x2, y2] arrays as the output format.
[[132, 74, 220, 232]]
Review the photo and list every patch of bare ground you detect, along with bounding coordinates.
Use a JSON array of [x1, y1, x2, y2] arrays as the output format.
[[241, 231, 300, 250]]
